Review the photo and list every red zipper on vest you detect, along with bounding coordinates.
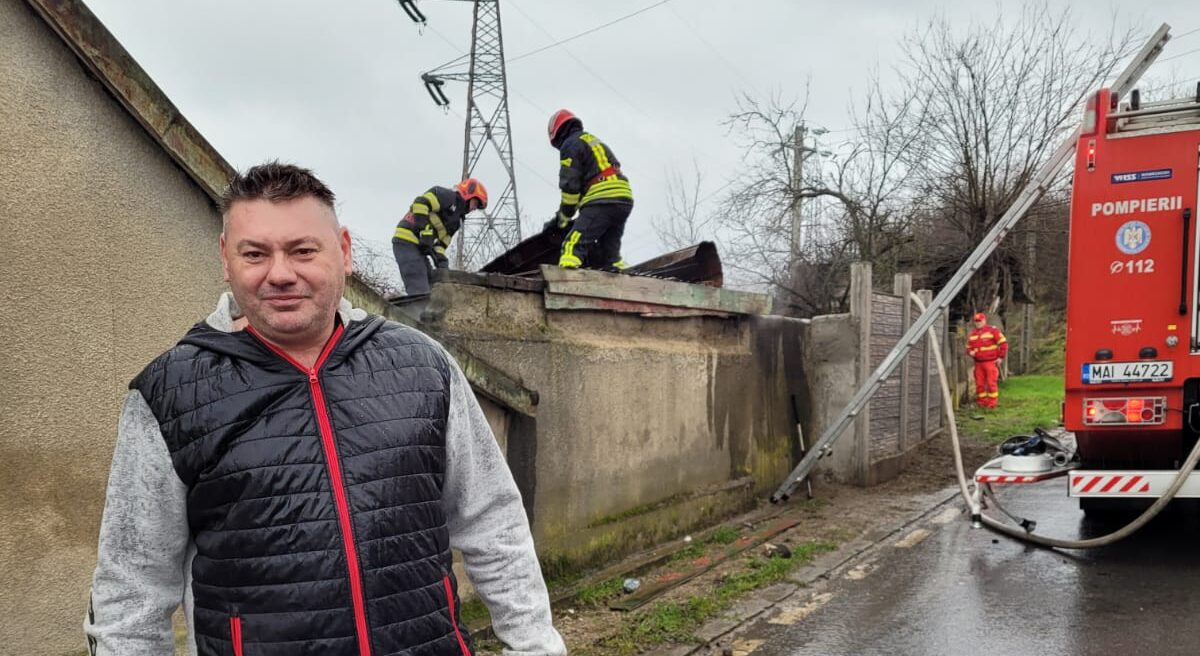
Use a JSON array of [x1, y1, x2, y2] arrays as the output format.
[[442, 575, 471, 656], [229, 616, 244, 656], [247, 323, 372, 656]]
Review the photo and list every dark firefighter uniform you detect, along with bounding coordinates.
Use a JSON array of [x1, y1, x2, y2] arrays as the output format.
[[392, 180, 486, 296], [546, 109, 634, 269]]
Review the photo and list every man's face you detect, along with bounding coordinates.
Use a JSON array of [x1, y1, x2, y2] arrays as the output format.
[[220, 196, 352, 347], [974, 319, 985, 329]]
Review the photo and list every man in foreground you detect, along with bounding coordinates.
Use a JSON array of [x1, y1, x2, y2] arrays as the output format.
[[85, 161, 564, 655]]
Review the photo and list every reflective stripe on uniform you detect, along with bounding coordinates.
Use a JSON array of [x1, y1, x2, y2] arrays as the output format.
[[580, 133, 612, 171], [978, 345, 998, 351], [613, 259, 627, 270], [428, 213, 451, 246], [560, 230, 583, 268], [562, 191, 581, 205], [434, 245, 446, 255], [394, 227, 420, 244], [411, 204, 431, 216], [578, 133, 633, 205], [968, 335, 980, 341], [422, 191, 441, 212], [582, 178, 633, 204]]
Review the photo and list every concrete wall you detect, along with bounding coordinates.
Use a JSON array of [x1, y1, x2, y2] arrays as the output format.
[[421, 282, 801, 571], [799, 312, 863, 483], [0, 0, 226, 651], [799, 265, 946, 486]]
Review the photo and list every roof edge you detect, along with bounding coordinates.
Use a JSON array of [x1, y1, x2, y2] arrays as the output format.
[[25, 0, 235, 203]]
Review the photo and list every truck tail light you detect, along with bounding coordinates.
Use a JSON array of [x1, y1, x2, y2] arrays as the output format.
[[1083, 397, 1166, 425]]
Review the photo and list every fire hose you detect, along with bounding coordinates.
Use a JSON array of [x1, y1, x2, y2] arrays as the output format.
[[913, 293, 1200, 549]]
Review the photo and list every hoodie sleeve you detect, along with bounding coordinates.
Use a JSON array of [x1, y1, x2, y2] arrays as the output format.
[[84, 390, 190, 656], [441, 357, 566, 656]]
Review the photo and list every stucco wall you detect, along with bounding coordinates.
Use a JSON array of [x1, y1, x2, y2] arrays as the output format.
[[421, 282, 800, 570], [0, 1, 226, 651]]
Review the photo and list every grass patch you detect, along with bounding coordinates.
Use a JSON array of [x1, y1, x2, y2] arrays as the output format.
[[574, 576, 626, 606], [670, 525, 741, 564], [1027, 324, 1065, 376], [956, 374, 1063, 444], [710, 525, 741, 545], [578, 540, 837, 656]]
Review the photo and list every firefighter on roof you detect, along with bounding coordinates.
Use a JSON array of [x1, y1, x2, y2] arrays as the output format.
[[543, 109, 634, 270], [392, 178, 487, 296], [967, 312, 1008, 408]]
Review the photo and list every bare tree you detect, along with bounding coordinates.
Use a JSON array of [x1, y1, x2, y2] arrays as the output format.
[[653, 160, 718, 251], [716, 82, 928, 316], [897, 3, 1137, 321], [351, 231, 405, 297]]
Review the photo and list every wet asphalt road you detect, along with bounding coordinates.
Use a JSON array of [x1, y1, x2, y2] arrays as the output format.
[[735, 483, 1200, 656]]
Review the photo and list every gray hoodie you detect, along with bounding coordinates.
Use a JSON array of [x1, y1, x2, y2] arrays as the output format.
[[84, 293, 566, 656]]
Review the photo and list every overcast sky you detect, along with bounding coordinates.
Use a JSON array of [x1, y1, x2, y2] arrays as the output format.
[[84, 0, 1200, 273]]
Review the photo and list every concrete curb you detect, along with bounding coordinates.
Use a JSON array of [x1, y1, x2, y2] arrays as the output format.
[[646, 486, 965, 655]]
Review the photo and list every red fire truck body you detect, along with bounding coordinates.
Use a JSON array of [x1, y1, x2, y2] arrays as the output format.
[[1064, 87, 1200, 497]]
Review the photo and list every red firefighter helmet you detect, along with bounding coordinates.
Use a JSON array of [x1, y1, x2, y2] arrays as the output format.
[[547, 109, 581, 145], [456, 178, 488, 210]]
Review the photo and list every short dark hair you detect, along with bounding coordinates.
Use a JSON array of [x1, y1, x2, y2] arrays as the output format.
[[218, 160, 336, 218]]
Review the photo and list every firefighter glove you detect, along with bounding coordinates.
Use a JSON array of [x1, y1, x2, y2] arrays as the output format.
[[543, 212, 572, 233]]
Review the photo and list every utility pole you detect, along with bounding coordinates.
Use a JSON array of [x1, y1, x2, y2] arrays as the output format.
[[1021, 228, 1037, 373], [791, 123, 806, 256], [786, 122, 807, 309]]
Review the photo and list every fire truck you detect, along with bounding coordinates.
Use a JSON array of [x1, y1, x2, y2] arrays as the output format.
[[1064, 85, 1200, 510]]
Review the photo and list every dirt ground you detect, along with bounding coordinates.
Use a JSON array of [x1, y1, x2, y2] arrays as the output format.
[[476, 430, 997, 654]]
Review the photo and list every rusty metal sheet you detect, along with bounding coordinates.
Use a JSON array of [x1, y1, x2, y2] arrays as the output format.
[[626, 241, 723, 287], [479, 227, 565, 275]]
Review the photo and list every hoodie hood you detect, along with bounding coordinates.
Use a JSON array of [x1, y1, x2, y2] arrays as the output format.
[[176, 292, 378, 366]]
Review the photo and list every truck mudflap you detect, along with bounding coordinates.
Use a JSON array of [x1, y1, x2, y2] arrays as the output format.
[[1069, 470, 1200, 497]]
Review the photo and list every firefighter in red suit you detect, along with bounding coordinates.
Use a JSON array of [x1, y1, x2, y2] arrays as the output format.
[[967, 312, 1008, 408]]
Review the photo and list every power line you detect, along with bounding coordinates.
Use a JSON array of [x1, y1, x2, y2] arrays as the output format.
[[421, 21, 548, 115], [1159, 46, 1200, 63], [504, 0, 653, 119], [507, 0, 673, 64], [664, 3, 760, 95], [426, 23, 467, 53], [440, 103, 560, 193], [1173, 26, 1200, 40]]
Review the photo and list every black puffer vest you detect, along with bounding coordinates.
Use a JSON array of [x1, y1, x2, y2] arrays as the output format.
[[132, 315, 474, 656]]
